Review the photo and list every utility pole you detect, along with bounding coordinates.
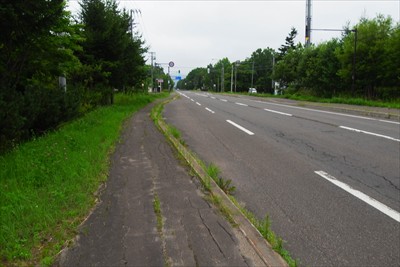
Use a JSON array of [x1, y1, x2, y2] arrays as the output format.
[[230, 64, 234, 93], [272, 54, 275, 93], [221, 65, 224, 92], [234, 61, 239, 92], [305, 0, 312, 47], [149, 52, 156, 92], [251, 61, 255, 88]]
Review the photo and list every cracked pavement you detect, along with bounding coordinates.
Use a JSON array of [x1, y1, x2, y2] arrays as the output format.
[[57, 103, 265, 266]]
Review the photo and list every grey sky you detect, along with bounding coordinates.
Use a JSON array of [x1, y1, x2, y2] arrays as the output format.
[[67, 0, 400, 77]]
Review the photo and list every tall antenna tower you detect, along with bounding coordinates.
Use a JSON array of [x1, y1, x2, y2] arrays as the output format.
[[305, 0, 312, 47]]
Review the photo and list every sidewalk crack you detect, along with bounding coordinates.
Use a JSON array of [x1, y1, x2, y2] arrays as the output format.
[[198, 209, 226, 258]]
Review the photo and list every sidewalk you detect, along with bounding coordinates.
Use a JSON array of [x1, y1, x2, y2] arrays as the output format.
[[57, 103, 268, 266]]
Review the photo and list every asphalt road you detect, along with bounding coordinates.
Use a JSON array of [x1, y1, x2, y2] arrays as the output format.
[[164, 91, 400, 266]]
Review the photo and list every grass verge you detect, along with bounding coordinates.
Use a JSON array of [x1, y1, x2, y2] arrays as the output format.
[[151, 95, 297, 267], [0, 92, 168, 266]]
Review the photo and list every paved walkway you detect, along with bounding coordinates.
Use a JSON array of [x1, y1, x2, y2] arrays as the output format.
[[57, 103, 265, 266]]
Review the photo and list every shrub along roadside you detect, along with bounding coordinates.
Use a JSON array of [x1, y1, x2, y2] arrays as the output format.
[[0, 93, 168, 266]]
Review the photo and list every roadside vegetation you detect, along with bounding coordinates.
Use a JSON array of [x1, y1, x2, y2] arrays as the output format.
[[178, 15, 399, 107], [0, 0, 174, 154], [0, 93, 167, 266]]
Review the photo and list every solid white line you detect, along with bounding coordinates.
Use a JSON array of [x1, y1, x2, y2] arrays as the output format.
[[235, 102, 248, 106], [257, 101, 377, 121], [226, 120, 254, 135], [205, 107, 215, 114], [315, 171, 400, 223], [196, 102, 201, 106], [379, 119, 400, 125], [264, 108, 292, 116], [220, 99, 228, 102], [339, 126, 400, 142]]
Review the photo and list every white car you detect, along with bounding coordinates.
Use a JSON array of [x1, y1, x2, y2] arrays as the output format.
[[248, 88, 257, 94]]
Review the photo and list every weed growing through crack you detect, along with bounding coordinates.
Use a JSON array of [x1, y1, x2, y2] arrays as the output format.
[[207, 195, 237, 227], [153, 194, 162, 233], [206, 163, 236, 195], [228, 196, 298, 267]]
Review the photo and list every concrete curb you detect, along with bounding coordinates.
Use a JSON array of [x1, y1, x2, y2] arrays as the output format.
[[153, 96, 288, 267]]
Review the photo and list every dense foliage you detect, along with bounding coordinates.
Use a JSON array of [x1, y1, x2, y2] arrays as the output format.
[[0, 0, 148, 153], [180, 15, 399, 101]]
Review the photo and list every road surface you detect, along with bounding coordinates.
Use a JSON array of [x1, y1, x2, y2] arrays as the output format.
[[164, 91, 400, 266]]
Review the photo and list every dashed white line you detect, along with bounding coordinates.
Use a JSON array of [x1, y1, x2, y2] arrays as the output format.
[[211, 96, 216, 99], [264, 108, 292, 116], [196, 102, 201, 106], [190, 99, 194, 102], [235, 102, 248, 106], [226, 120, 254, 135], [315, 171, 400, 223], [339, 126, 400, 142], [205, 107, 215, 114], [220, 99, 228, 102]]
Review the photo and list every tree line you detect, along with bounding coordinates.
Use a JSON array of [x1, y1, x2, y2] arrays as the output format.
[[178, 15, 399, 100], [0, 0, 149, 153]]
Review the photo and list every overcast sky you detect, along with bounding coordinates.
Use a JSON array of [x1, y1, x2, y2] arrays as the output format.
[[67, 0, 400, 77]]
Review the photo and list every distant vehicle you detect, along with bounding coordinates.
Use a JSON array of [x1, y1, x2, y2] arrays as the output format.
[[248, 88, 257, 94]]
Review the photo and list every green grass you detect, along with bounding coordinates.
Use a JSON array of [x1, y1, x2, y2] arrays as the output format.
[[0, 92, 168, 266], [153, 193, 162, 233], [206, 164, 236, 195]]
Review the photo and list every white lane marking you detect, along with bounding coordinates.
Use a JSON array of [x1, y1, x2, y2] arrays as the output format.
[[196, 102, 201, 106], [190, 99, 194, 102], [255, 101, 377, 121], [226, 120, 254, 135], [264, 108, 292, 117], [205, 107, 215, 114], [315, 171, 400, 223], [235, 102, 248, 107], [220, 99, 228, 102], [252, 100, 400, 125], [379, 119, 400, 125], [211, 96, 216, 99], [339, 126, 400, 142]]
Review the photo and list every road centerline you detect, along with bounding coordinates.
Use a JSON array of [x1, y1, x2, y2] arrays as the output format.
[[226, 120, 254, 135], [315, 171, 400, 223]]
